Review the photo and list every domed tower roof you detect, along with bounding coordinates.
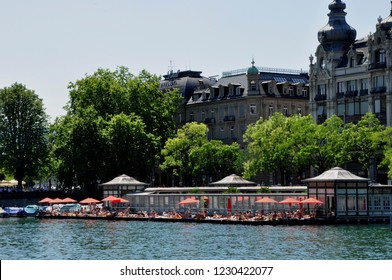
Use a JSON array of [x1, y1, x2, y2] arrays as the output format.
[[247, 58, 259, 75], [318, 0, 357, 51], [380, 1, 392, 30]]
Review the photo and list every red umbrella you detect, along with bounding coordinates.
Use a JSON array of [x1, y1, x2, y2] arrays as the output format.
[[255, 197, 278, 204], [38, 197, 53, 204], [227, 197, 232, 213], [301, 197, 323, 204], [178, 197, 199, 205], [61, 197, 77, 204], [79, 197, 101, 204]]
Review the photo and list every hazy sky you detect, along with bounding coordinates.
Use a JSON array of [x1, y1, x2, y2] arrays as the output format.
[[0, 0, 390, 121]]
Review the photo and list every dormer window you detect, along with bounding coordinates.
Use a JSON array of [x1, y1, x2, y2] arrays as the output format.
[[250, 80, 257, 91], [288, 86, 294, 96]]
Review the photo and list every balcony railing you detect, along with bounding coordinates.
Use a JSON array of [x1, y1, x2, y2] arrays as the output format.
[[370, 87, 387, 94], [223, 115, 236, 122], [345, 90, 358, 97], [336, 92, 344, 99], [204, 117, 216, 124], [314, 94, 327, 101], [359, 89, 369, 96], [368, 62, 387, 70]]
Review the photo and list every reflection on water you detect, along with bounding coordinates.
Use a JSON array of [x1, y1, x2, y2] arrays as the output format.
[[1, 218, 392, 260]]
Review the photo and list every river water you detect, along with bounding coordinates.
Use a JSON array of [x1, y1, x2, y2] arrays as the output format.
[[1, 217, 392, 260]]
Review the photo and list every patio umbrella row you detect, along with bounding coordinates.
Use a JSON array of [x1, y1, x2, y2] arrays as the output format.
[[38, 196, 129, 204], [177, 196, 323, 206]]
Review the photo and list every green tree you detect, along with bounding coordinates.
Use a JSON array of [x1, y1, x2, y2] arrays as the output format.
[[189, 140, 243, 181], [343, 113, 384, 175], [309, 115, 349, 173], [161, 122, 208, 186], [0, 83, 49, 187], [51, 67, 181, 193], [243, 113, 316, 184]]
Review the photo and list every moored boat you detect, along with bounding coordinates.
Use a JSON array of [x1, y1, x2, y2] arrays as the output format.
[[4, 207, 27, 217], [24, 205, 40, 216], [0, 207, 10, 218]]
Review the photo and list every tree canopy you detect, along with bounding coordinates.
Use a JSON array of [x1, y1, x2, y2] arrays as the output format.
[[243, 112, 386, 183], [0, 83, 49, 187], [51, 67, 181, 193], [161, 122, 243, 186]]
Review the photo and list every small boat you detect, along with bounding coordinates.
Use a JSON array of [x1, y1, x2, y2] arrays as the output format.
[[24, 205, 40, 216], [0, 207, 10, 218], [4, 207, 27, 217]]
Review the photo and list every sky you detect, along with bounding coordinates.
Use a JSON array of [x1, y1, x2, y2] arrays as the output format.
[[0, 0, 391, 121]]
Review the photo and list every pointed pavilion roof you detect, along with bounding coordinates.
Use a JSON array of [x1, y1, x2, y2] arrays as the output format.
[[303, 167, 369, 182]]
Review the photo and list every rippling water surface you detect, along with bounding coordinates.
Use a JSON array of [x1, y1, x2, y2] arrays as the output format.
[[1, 218, 392, 260]]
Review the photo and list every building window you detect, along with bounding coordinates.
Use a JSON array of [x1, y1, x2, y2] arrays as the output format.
[[211, 109, 215, 119], [268, 105, 274, 116], [239, 104, 245, 117], [373, 196, 381, 210], [348, 80, 357, 91], [250, 104, 257, 115], [201, 111, 205, 121], [220, 127, 225, 139], [250, 80, 257, 91], [220, 108, 226, 120], [189, 112, 194, 121], [377, 49, 386, 64], [337, 82, 345, 93], [337, 103, 345, 116], [283, 106, 288, 116], [297, 107, 302, 115], [383, 196, 391, 210], [346, 102, 355, 116], [318, 84, 326, 95], [373, 75, 385, 87], [360, 101, 368, 115], [230, 126, 235, 139], [375, 99, 381, 113], [302, 88, 308, 97], [288, 87, 294, 96], [320, 57, 326, 69], [229, 105, 235, 116]]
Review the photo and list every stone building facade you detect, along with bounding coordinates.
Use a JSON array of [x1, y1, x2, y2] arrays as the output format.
[[187, 60, 309, 146], [309, 0, 392, 126]]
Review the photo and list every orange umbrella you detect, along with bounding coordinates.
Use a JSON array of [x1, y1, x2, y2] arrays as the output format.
[[178, 197, 199, 205], [117, 197, 129, 203], [279, 197, 302, 207], [255, 197, 278, 204], [279, 197, 302, 204], [49, 198, 64, 204], [79, 197, 101, 204], [38, 197, 53, 204], [101, 195, 120, 202], [61, 197, 77, 203], [301, 197, 323, 204]]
